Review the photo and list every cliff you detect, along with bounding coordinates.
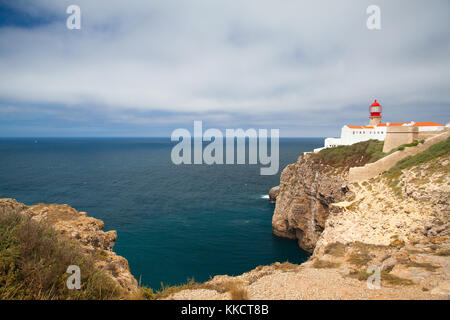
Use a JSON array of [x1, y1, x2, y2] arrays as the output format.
[[164, 137, 449, 299], [0, 198, 139, 297], [2, 138, 448, 300], [271, 153, 352, 252], [272, 132, 449, 252]]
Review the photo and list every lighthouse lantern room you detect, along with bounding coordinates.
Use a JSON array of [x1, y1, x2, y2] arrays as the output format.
[[369, 99, 382, 126]]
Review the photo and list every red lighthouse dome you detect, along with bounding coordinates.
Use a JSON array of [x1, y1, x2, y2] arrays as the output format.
[[370, 99, 382, 117]]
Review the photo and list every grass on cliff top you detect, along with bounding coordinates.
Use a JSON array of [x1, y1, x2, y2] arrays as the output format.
[[348, 269, 413, 286], [312, 259, 341, 269], [0, 209, 124, 300], [136, 261, 302, 300], [311, 139, 385, 169], [384, 137, 450, 185], [311, 139, 430, 170], [136, 278, 249, 300], [324, 242, 346, 257]]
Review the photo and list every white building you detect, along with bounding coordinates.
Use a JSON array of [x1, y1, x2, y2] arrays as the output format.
[[314, 100, 445, 152]]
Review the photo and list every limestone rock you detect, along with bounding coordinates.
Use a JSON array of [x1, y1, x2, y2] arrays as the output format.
[[164, 149, 449, 300], [269, 186, 280, 202], [272, 153, 350, 252], [430, 280, 450, 296], [0, 198, 138, 294]]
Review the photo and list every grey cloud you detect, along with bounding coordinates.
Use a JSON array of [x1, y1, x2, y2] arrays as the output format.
[[0, 0, 449, 136]]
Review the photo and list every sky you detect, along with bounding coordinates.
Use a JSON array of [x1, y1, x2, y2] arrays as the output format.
[[0, 0, 449, 137]]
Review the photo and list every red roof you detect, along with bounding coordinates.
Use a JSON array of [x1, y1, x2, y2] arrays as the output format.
[[371, 99, 380, 107], [347, 125, 374, 129], [412, 122, 445, 127], [376, 123, 406, 127], [347, 121, 444, 129]]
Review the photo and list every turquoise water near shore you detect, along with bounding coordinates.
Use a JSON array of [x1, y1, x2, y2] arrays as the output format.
[[0, 138, 322, 288]]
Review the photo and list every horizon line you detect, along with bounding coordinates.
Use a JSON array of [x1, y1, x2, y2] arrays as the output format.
[[0, 136, 328, 139]]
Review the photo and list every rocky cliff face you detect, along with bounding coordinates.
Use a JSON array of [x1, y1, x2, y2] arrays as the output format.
[[164, 152, 449, 300], [0, 198, 139, 294], [271, 153, 353, 252]]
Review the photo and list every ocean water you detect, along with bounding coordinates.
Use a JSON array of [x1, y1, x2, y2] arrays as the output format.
[[0, 137, 323, 289]]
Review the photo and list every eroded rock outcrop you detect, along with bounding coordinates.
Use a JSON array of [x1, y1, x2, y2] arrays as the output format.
[[268, 186, 280, 202], [0, 198, 139, 294], [164, 152, 449, 300], [271, 153, 353, 252]]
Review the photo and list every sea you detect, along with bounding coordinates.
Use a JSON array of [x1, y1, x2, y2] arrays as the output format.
[[0, 137, 323, 289]]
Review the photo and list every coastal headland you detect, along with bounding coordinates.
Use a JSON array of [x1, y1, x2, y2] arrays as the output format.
[[1, 133, 449, 300]]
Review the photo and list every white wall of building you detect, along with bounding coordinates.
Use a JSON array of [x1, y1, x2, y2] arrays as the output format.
[[316, 122, 444, 153], [418, 126, 445, 132], [327, 126, 386, 147], [324, 137, 342, 148]]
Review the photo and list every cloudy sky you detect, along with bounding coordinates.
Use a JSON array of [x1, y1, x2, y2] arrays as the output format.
[[0, 0, 449, 137]]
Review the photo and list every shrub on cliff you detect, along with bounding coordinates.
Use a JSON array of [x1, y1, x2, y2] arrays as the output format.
[[386, 140, 421, 154], [311, 139, 385, 169], [385, 137, 450, 183], [0, 209, 124, 300]]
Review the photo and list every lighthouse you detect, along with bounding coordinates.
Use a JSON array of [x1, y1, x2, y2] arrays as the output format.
[[313, 98, 445, 153], [369, 99, 382, 126]]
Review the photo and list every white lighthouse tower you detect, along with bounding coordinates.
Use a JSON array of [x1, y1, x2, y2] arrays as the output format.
[[369, 99, 382, 126]]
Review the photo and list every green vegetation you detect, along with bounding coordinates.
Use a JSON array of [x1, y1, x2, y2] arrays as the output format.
[[406, 261, 439, 272], [389, 239, 405, 248], [132, 286, 157, 300], [228, 285, 249, 300], [135, 278, 250, 300], [406, 249, 423, 255], [347, 242, 376, 267], [312, 259, 341, 269], [388, 141, 419, 153], [384, 137, 450, 186], [351, 241, 389, 251], [380, 271, 413, 286], [209, 281, 250, 300], [144, 278, 198, 300], [348, 269, 372, 281], [348, 269, 413, 286], [0, 209, 124, 300], [324, 242, 346, 257], [270, 261, 300, 272], [311, 139, 385, 169], [347, 252, 372, 267], [312, 137, 440, 171]]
